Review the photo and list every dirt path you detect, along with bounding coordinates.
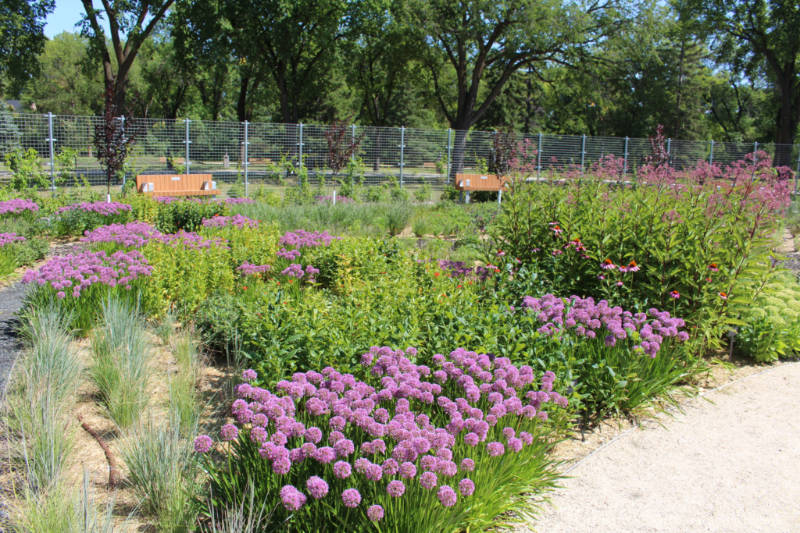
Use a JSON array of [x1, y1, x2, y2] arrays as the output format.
[[521, 362, 800, 533]]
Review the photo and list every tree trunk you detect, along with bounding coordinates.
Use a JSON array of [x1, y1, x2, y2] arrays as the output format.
[[774, 78, 798, 166]]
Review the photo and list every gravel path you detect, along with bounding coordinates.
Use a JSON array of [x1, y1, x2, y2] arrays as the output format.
[[0, 282, 27, 401], [521, 362, 800, 533]]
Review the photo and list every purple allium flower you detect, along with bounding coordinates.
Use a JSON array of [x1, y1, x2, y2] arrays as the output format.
[[365, 463, 383, 481], [220, 424, 239, 441], [306, 476, 329, 499], [280, 485, 306, 511], [382, 458, 399, 476], [487, 442, 505, 456], [519, 431, 533, 445], [193, 435, 213, 453], [460, 458, 475, 472], [333, 460, 352, 479], [367, 504, 384, 522], [420, 471, 438, 490], [334, 438, 355, 457], [437, 485, 458, 507], [508, 437, 523, 453], [313, 446, 336, 464], [242, 369, 258, 382], [272, 457, 291, 475], [459, 478, 475, 496], [305, 426, 323, 444], [341, 488, 361, 508], [399, 461, 417, 479], [502, 427, 516, 439], [464, 432, 479, 446], [387, 480, 406, 497]]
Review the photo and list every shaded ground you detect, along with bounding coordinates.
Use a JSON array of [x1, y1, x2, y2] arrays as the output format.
[[520, 362, 800, 533]]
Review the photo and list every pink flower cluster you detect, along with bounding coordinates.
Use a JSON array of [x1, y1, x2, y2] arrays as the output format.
[[281, 263, 319, 282], [81, 222, 162, 248], [201, 214, 260, 229], [522, 294, 689, 356], [56, 201, 132, 216], [0, 198, 39, 216], [237, 262, 272, 276], [279, 230, 340, 249], [0, 233, 26, 247], [196, 347, 567, 519], [81, 223, 227, 251], [22, 250, 153, 298]]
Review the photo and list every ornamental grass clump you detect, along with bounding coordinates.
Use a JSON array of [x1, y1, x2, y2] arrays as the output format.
[[22, 250, 153, 332], [198, 347, 568, 532]]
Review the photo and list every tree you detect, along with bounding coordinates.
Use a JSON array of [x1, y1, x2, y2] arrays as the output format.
[[405, 0, 620, 174], [0, 0, 54, 94], [79, 0, 176, 113], [94, 86, 136, 198], [22, 32, 104, 115], [691, 0, 800, 164]]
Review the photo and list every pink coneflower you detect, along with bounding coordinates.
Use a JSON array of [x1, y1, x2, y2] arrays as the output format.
[[601, 258, 616, 270], [670, 290, 680, 299]]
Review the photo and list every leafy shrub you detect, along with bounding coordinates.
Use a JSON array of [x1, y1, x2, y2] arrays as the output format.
[[197, 348, 569, 532], [4, 148, 48, 190], [52, 201, 133, 236], [155, 199, 227, 233], [733, 272, 800, 362]]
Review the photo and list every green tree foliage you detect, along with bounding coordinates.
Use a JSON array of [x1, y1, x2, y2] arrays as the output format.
[[690, 0, 800, 163], [0, 0, 54, 94], [22, 32, 104, 115]]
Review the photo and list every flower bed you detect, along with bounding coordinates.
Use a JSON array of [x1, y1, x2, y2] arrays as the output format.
[[22, 249, 153, 331], [0, 198, 39, 217], [53, 201, 133, 236], [199, 346, 568, 531]]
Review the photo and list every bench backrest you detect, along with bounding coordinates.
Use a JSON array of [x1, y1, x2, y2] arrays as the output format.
[[136, 174, 213, 193], [454, 173, 508, 191]]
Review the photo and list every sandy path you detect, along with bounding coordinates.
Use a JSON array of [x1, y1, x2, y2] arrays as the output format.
[[522, 362, 800, 533]]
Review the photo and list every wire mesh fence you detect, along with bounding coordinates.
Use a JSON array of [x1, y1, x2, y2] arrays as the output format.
[[1, 111, 799, 193]]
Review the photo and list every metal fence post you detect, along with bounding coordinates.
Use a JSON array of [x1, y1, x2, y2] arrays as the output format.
[[446, 128, 452, 178], [399, 126, 405, 186], [351, 124, 356, 162], [243, 120, 249, 197], [580, 134, 586, 174], [623, 136, 629, 176], [666, 137, 672, 166], [709, 139, 714, 165], [47, 112, 55, 190], [184, 118, 191, 176], [752, 141, 758, 179], [298, 123, 304, 166], [537, 132, 542, 179], [795, 147, 800, 195]]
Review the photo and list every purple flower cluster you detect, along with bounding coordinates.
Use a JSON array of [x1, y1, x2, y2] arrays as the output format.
[[279, 230, 339, 249], [0, 198, 39, 216], [237, 262, 272, 276], [56, 201, 132, 216], [201, 214, 259, 229], [214, 197, 254, 205], [21, 250, 153, 298], [0, 233, 26, 247], [201, 347, 567, 518], [522, 294, 689, 356], [281, 263, 319, 282], [81, 222, 162, 248]]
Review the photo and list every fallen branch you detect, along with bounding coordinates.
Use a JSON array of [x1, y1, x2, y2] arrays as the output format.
[[77, 413, 120, 488]]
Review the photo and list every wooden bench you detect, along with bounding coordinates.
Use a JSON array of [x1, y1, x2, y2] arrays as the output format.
[[136, 174, 219, 196], [454, 173, 509, 204]]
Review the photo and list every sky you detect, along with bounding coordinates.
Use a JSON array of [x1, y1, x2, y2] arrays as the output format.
[[44, 0, 111, 38]]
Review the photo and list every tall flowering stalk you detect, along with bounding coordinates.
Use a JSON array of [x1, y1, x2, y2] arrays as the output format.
[[198, 347, 568, 532]]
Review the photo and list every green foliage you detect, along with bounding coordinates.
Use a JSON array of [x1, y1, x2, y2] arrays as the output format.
[[385, 201, 412, 236], [155, 199, 227, 233], [0, 0, 53, 94], [4, 148, 48, 191], [733, 272, 800, 362], [414, 183, 432, 203], [490, 175, 780, 351]]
